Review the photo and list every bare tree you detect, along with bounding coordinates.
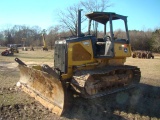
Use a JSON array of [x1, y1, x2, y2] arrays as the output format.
[[129, 30, 153, 51], [0, 25, 42, 47], [58, 0, 112, 36], [0, 32, 5, 46], [3, 29, 14, 46], [152, 29, 160, 52], [81, 0, 112, 37], [114, 29, 126, 39], [47, 25, 61, 49], [80, 0, 112, 12], [58, 3, 82, 36]]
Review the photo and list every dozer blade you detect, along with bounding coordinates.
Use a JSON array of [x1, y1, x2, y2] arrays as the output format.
[[17, 64, 65, 116]]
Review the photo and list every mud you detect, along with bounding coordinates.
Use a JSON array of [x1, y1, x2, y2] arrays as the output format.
[[0, 61, 160, 120], [0, 101, 59, 120]]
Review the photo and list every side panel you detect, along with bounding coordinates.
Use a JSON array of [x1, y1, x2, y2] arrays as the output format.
[[68, 40, 95, 66], [114, 43, 131, 57], [62, 38, 97, 80], [72, 44, 92, 61]]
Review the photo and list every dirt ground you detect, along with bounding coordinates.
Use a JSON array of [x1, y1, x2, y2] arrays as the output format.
[[0, 48, 160, 120]]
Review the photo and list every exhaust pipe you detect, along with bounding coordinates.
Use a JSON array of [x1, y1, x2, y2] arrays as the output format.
[[77, 9, 83, 37]]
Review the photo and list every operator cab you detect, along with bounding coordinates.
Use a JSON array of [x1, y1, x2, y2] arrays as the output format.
[[85, 12, 130, 57]]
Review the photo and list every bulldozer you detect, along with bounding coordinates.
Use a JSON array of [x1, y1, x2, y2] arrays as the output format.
[[15, 10, 141, 116]]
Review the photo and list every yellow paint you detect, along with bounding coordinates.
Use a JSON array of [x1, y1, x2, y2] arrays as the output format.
[[114, 43, 131, 57], [108, 58, 126, 65], [61, 40, 132, 80], [62, 39, 96, 80], [32, 65, 43, 71], [68, 40, 96, 65]]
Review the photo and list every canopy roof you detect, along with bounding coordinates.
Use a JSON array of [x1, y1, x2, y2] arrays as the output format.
[[85, 12, 127, 24]]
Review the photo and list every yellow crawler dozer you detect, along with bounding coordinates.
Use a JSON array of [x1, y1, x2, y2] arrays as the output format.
[[15, 10, 141, 115]]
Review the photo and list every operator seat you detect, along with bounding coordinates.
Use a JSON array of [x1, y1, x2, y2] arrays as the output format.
[[104, 40, 112, 55], [103, 35, 113, 56]]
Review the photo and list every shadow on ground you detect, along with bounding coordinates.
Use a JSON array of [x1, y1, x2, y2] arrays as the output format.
[[62, 83, 160, 120]]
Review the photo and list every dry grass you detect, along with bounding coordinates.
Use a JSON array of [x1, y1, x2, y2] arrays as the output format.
[[0, 47, 160, 120], [125, 56, 160, 86], [0, 48, 54, 65]]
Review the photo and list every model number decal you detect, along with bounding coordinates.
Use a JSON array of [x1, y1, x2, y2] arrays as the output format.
[[124, 48, 128, 53], [82, 41, 90, 46]]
